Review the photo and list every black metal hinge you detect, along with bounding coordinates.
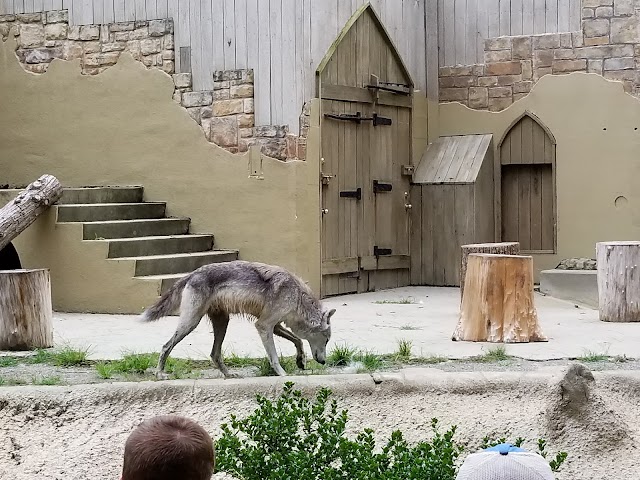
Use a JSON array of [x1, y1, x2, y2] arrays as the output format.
[[324, 112, 392, 126], [373, 180, 392, 193], [340, 187, 362, 200], [374, 246, 392, 256], [366, 82, 411, 96]]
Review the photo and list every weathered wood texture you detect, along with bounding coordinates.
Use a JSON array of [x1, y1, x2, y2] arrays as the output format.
[[596, 241, 640, 323], [0, 269, 54, 350], [319, 7, 412, 297], [0, 0, 429, 133], [438, 0, 581, 67], [460, 242, 520, 300], [453, 253, 547, 342], [0, 175, 62, 252], [411, 135, 494, 287], [500, 114, 556, 253]]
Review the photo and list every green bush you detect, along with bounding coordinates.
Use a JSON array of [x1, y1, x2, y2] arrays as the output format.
[[216, 383, 567, 480]]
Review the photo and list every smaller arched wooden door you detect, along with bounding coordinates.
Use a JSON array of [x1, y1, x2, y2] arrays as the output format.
[[317, 5, 414, 297], [499, 112, 557, 253]]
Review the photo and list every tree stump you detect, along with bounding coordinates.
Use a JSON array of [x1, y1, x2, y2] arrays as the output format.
[[452, 253, 547, 343], [460, 242, 520, 300], [0, 269, 53, 350], [0, 174, 62, 252], [596, 241, 640, 322]]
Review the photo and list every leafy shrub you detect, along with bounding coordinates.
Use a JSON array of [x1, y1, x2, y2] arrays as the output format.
[[216, 383, 568, 480]]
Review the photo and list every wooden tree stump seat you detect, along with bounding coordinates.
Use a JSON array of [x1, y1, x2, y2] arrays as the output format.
[[597, 241, 640, 322], [460, 242, 520, 300], [0, 268, 53, 350], [452, 253, 547, 343]]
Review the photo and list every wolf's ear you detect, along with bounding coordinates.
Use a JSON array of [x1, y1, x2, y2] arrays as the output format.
[[324, 308, 336, 325]]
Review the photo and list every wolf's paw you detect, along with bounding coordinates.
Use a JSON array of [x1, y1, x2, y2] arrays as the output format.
[[296, 355, 306, 370], [155, 370, 170, 381]]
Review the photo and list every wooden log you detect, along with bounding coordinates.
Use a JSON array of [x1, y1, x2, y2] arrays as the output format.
[[596, 241, 640, 322], [460, 242, 520, 300], [0, 269, 53, 350], [0, 174, 62, 252], [452, 253, 547, 343]]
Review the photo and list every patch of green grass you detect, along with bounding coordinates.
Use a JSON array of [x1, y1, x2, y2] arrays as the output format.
[[354, 350, 383, 372], [50, 346, 90, 366], [95, 361, 116, 379], [327, 343, 357, 367], [28, 349, 53, 364], [578, 350, 609, 362], [32, 376, 62, 386], [113, 352, 157, 374], [0, 377, 4, 385], [224, 352, 261, 368], [395, 339, 413, 359], [257, 356, 297, 377], [373, 297, 416, 305], [165, 357, 194, 378], [0, 357, 18, 367], [472, 345, 511, 363]]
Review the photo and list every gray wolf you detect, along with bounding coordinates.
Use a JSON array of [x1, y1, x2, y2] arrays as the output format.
[[121, 415, 215, 480], [140, 260, 335, 378]]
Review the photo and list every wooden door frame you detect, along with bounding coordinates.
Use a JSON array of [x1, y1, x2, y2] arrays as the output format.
[[495, 110, 558, 254]]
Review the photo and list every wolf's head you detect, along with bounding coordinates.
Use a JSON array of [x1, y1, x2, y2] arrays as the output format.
[[305, 308, 335, 365]]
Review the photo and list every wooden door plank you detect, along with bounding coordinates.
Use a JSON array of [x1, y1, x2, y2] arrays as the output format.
[[437, 0, 445, 66], [189, 0, 203, 87], [246, 0, 259, 75], [501, 166, 520, 243], [466, 0, 478, 64], [223, 0, 236, 68], [558, 0, 570, 31], [541, 164, 554, 250], [443, 0, 455, 67], [294, 0, 304, 128], [532, 120, 545, 164], [530, 165, 543, 251], [134, 0, 145, 21], [410, 187, 423, 284], [544, 133, 555, 165], [511, 0, 523, 36], [282, 0, 296, 126], [356, 6, 370, 88], [269, 0, 282, 122], [376, 255, 411, 271], [522, 0, 534, 34], [569, 0, 580, 31], [434, 136, 463, 183], [445, 135, 475, 182], [453, 185, 475, 286], [322, 257, 359, 275], [454, 0, 465, 66], [510, 120, 523, 164], [518, 166, 531, 250], [487, 0, 500, 38], [145, 0, 156, 19], [546, 0, 558, 32], [235, 0, 248, 68], [256, 0, 271, 123], [431, 185, 446, 285], [500, 134, 511, 165], [499, 0, 511, 36], [157, 0, 167, 19], [533, 0, 545, 34], [421, 185, 435, 285], [200, 0, 213, 88], [521, 116, 534, 164], [358, 101, 373, 293], [476, 0, 488, 62]]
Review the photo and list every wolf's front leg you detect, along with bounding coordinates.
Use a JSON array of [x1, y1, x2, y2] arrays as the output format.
[[255, 322, 287, 376]]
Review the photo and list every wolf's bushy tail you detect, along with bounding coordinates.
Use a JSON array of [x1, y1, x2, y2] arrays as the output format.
[[140, 275, 190, 322]]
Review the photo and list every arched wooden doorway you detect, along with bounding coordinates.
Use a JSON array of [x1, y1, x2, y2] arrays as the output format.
[[499, 112, 556, 253], [316, 5, 414, 297]]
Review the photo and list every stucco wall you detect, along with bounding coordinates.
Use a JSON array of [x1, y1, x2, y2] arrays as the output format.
[[439, 72, 640, 277], [0, 35, 320, 311]]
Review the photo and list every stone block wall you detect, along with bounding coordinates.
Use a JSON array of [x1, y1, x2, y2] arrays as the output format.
[[0, 11, 173, 75], [439, 0, 640, 111], [1, 9, 307, 161], [173, 69, 308, 160]]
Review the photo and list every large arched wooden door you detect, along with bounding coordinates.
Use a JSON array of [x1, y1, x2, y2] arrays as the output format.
[[317, 5, 414, 297], [499, 112, 557, 253]]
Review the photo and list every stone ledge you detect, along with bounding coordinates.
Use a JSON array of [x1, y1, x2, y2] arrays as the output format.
[[540, 269, 598, 309]]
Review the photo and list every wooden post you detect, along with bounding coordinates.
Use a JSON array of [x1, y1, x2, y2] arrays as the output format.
[[0, 269, 53, 350], [596, 241, 640, 322], [0, 174, 63, 252], [452, 253, 547, 343], [460, 242, 520, 300]]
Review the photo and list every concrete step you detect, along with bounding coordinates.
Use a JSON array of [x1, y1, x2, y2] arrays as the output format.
[[59, 186, 144, 205], [57, 202, 166, 222], [136, 273, 187, 294], [104, 234, 215, 258], [83, 218, 191, 239], [115, 250, 239, 276]]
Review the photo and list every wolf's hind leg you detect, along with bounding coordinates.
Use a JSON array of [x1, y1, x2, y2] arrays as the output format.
[[255, 317, 287, 376], [273, 323, 306, 369], [156, 291, 205, 379], [208, 310, 240, 379]]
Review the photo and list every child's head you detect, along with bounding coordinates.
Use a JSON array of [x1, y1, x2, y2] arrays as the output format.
[[456, 443, 555, 480], [121, 415, 215, 480]]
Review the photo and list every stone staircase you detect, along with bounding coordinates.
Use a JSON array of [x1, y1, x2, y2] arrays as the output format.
[[56, 186, 238, 295]]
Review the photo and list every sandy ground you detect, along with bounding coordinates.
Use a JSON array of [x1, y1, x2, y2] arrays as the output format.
[[41, 287, 640, 361], [1, 367, 639, 480]]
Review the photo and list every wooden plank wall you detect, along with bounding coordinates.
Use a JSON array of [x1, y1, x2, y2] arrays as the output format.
[[438, 0, 582, 67], [0, 0, 429, 135]]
